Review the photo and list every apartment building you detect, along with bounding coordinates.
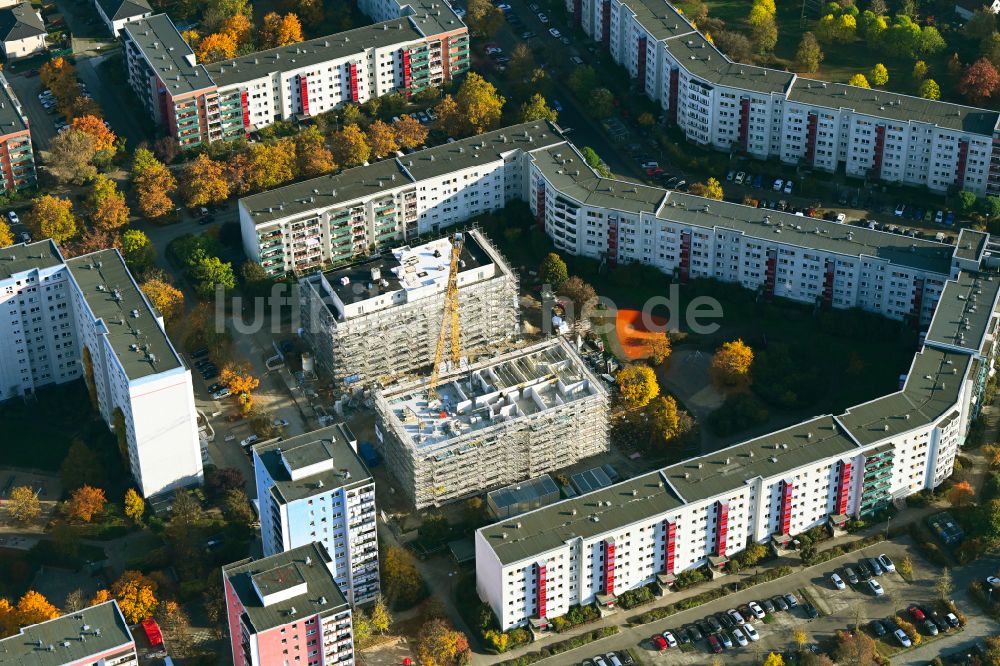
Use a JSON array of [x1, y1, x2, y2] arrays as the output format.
[[299, 229, 520, 388], [0, 3, 46, 60], [0, 600, 137, 666], [238, 121, 562, 277], [121, 0, 467, 149], [252, 424, 380, 605], [92, 0, 151, 36], [0, 241, 203, 498], [530, 141, 957, 326], [567, 0, 1000, 196], [373, 337, 609, 508], [476, 323, 995, 629], [0, 71, 34, 191], [223, 542, 355, 666]]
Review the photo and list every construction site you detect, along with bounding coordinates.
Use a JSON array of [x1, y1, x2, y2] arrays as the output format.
[[298, 229, 520, 389], [373, 337, 610, 509]]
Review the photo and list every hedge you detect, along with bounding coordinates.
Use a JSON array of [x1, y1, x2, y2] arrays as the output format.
[[801, 533, 886, 566], [618, 585, 655, 609], [497, 626, 619, 666], [550, 604, 601, 632]]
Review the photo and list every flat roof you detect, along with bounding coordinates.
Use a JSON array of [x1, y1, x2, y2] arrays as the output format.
[[223, 543, 349, 633], [479, 470, 684, 565], [322, 231, 490, 308], [0, 239, 61, 280], [207, 18, 424, 88], [381, 337, 603, 451], [122, 14, 212, 96], [837, 347, 973, 446], [0, 72, 29, 137], [663, 415, 858, 503], [252, 425, 372, 504], [664, 33, 793, 95], [66, 249, 182, 380], [955, 228, 989, 263], [619, 0, 695, 41], [789, 78, 1000, 136], [487, 474, 560, 509], [397, 0, 466, 36], [0, 601, 134, 666], [925, 271, 1000, 352]]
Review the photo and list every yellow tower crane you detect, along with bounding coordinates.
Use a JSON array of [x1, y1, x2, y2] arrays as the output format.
[[428, 232, 464, 399]]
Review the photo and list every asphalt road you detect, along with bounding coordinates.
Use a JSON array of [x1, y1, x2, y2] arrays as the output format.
[[8, 73, 57, 152]]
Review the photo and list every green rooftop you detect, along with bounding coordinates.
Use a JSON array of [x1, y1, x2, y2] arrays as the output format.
[[925, 271, 1000, 353]]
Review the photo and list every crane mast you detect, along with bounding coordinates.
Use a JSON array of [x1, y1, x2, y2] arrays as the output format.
[[428, 232, 464, 399]]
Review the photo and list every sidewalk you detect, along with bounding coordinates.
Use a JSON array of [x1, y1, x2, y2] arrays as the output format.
[[481, 502, 945, 665]]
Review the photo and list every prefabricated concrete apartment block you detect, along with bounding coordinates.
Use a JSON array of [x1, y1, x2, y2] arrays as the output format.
[[373, 337, 609, 508]]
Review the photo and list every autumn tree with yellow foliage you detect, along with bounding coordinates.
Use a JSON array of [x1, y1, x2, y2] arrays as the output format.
[[181, 154, 229, 208], [221, 361, 260, 415], [132, 148, 178, 219], [197, 31, 238, 62], [330, 124, 371, 168], [393, 114, 428, 149], [88, 175, 130, 231], [0, 221, 12, 248], [260, 12, 303, 48], [616, 364, 660, 407], [124, 488, 145, 524], [70, 115, 117, 155], [111, 571, 158, 624], [27, 195, 77, 244], [711, 339, 754, 388]]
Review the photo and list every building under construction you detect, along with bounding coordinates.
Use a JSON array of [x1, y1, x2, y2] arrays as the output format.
[[299, 229, 519, 389], [373, 337, 610, 509]]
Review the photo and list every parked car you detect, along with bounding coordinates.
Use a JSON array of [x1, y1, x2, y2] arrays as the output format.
[[537, 12, 548, 23], [831, 573, 846, 590], [7, 211, 18, 224], [718, 613, 735, 630], [895, 203, 906, 216], [706, 616, 722, 632], [18, 231, 30, 244], [878, 554, 896, 573], [857, 560, 872, 579], [783, 593, 799, 608], [773, 596, 789, 611], [868, 580, 885, 596], [726, 170, 735, 181], [743, 624, 759, 642], [894, 628, 911, 647], [662, 631, 677, 648], [726, 609, 744, 626], [685, 625, 702, 642], [211, 388, 231, 400], [783, 180, 794, 194], [674, 628, 690, 645], [191, 346, 210, 358], [773, 178, 784, 191], [273, 418, 290, 428], [605, 653, 622, 666], [803, 603, 819, 619], [945, 612, 961, 628], [731, 627, 748, 647], [869, 620, 887, 637], [909, 605, 926, 621], [761, 599, 775, 614], [935, 210, 944, 224], [718, 631, 733, 649], [201, 366, 219, 380], [548, 27, 561, 38], [748, 601, 765, 620], [867, 558, 884, 576], [570, 55, 583, 65], [697, 620, 713, 637], [707, 633, 722, 654], [735, 171, 746, 185], [923, 619, 939, 636], [593, 656, 608, 666], [945, 212, 955, 225], [652, 635, 667, 650], [240, 434, 259, 448], [843, 567, 859, 585]]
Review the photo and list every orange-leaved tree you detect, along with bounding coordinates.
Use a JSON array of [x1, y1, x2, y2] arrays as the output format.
[[111, 571, 158, 624], [221, 361, 260, 415], [67, 484, 107, 523]]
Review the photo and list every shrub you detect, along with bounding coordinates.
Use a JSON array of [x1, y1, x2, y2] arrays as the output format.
[[550, 604, 600, 632], [674, 568, 708, 590], [499, 627, 619, 665], [618, 585, 655, 609], [894, 615, 922, 646]]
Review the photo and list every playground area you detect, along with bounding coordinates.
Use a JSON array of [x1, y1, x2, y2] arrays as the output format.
[[611, 308, 669, 361]]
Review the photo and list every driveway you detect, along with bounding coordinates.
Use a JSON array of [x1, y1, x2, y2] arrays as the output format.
[[7, 72, 57, 151]]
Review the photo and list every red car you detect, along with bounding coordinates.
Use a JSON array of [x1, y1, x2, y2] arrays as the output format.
[[652, 635, 667, 650], [708, 633, 723, 654], [909, 605, 926, 621], [646, 167, 664, 176]]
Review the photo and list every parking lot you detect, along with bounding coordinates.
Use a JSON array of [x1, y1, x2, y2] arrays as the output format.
[[559, 539, 971, 665]]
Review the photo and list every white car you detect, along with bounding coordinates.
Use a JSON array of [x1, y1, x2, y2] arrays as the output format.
[[662, 631, 677, 648], [727, 608, 744, 625], [735, 171, 746, 185], [592, 657, 608, 666], [987, 575, 1000, 588], [878, 554, 896, 573], [894, 203, 906, 216], [496, 3, 511, 8], [538, 12, 548, 22], [211, 388, 231, 400], [273, 418, 290, 428], [868, 580, 884, 596], [7, 211, 18, 224], [731, 627, 748, 647], [773, 178, 784, 191], [605, 653, 622, 666], [743, 624, 759, 642], [783, 180, 794, 194], [894, 628, 911, 647], [747, 601, 765, 619], [831, 573, 846, 590], [549, 27, 561, 38], [240, 434, 259, 448], [835, 213, 846, 223]]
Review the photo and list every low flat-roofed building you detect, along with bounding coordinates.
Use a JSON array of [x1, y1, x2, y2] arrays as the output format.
[[487, 474, 562, 520], [0, 600, 136, 666]]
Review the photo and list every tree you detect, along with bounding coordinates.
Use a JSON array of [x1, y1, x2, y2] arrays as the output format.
[[981, 195, 1000, 222], [192, 256, 236, 298], [714, 31, 755, 63], [959, 58, 1000, 104], [6, 486, 40, 524], [141, 279, 184, 323], [508, 43, 535, 81], [205, 467, 244, 498], [124, 488, 145, 523], [919, 78, 941, 100], [691, 177, 723, 200], [539, 252, 568, 289], [898, 554, 913, 577], [366, 120, 400, 159], [518, 93, 557, 123], [260, 12, 303, 48], [949, 53, 963, 77], [648, 334, 672, 365], [936, 567, 953, 601], [67, 485, 106, 523], [197, 31, 238, 62], [294, 127, 336, 178], [47, 129, 98, 184], [221, 361, 260, 414], [751, 14, 778, 53], [381, 546, 425, 608], [70, 115, 117, 155], [417, 618, 470, 666], [132, 148, 177, 219], [949, 480, 975, 507], [568, 65, 598, 97], [393, 114, 428, 149], [64, 589, 86, 612], [742, 542, 768, 565], [353, 608, 373, 646], [466, 0, 503, 36], [40, 57, 77, 102], [711, 339, 754, 388], [0, 221, 11, 248], [455, 73, 505, 134], [249, 140, 297, 190], [121, 230, 155, 276], [156, 600, 193, 657], [370, 595, 392, 634], [111, 571, 158, 624], [220, 12, 253, 45], [59, 439, 104, 492], [15, 591, 59, 626], [870, 63, 889, 86], [330, 124, 371, 168], [89, 175, 130, 231], [647, 395, 682, 444], [918, 26, 946, 56], [435, 95, 464, 137], [833, 629, 879, 666], [763, 654, 785, 666], [795, 32, 824, 72], [27, 195, 76, 244], [223, 488, 256, 527], [848, 73, 870, 88], [616, 364, 660, 407], [912, 60, 928, 81], [590, 88, 615, 119], [557, 276, 597, 323], [182, 154, 229, 208]]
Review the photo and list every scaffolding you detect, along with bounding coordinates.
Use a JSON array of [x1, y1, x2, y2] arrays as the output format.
[[373, 337, 610, 509], [299, 229, 520, 389]]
